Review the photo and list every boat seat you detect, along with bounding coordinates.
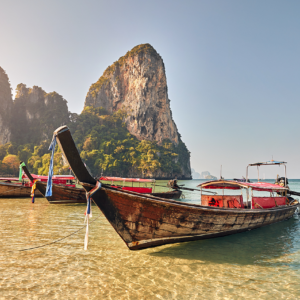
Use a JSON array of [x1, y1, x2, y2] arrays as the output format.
[[201, 195, 244, 208], [252, 197, 287, 209], [227, 199, 242, 208], [111, 186, 153, 193], [121, 187, 152, 193]]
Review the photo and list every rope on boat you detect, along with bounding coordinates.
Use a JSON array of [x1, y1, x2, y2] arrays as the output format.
[[2, 215, 101, 253]]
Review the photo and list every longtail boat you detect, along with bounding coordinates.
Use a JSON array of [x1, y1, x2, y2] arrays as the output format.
[[99, 176, 182, 199], [21, 164, 87, 204], [0, 177, 43, 198], [53, 125, 300, 250], [21, 167, 181, 204]]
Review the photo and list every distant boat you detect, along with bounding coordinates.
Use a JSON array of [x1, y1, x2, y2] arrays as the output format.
[[233, 177, 251, 183], [0, 177, 43, 198], [21, 166, 181, 204], [99, 176, 182, 199], [20, 165, 86, 204], [52, 125, 300, 250]]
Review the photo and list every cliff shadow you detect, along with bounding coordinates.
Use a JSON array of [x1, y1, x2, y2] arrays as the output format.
[[148, 217, 300, 266]]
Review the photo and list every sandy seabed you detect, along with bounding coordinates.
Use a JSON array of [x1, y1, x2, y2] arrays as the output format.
[[1, 180, 300, 299]]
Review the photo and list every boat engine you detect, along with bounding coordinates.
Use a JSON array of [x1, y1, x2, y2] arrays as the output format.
[[168, 179, 179, 190], [275, 176, 289, 189]]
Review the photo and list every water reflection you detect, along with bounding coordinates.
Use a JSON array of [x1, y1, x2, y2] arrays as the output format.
[[150, 217, 300, 266]]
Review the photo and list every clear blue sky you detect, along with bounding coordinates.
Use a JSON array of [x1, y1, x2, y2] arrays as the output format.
[[1, 0, 300, 178]]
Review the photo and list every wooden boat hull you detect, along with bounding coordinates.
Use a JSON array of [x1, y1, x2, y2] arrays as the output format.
[[90, 186, 299, 250], [53, 125, 300, 250], [0, 182, 43, 198], [35, 181, 86, 204]]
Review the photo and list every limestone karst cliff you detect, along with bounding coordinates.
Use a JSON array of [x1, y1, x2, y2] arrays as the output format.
[[84, 44, 191, 178], [0, 44, 191, 179], [85, 44, 179, 145], [10, 84, 70, 145], [0, 79, 72, 176], [0, 67, 70, 147], [0, 67, 13, 144]]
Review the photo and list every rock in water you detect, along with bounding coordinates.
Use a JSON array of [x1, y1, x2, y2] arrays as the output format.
[[0, 67, 12, 144], [84, 44, 179, 145]]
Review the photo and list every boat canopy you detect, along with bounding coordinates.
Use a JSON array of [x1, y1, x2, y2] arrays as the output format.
[[99, 176, 155, 183], [248, 161, 287, 166], [197, 180, 288, 192], [246, 160, 287, 183], [22, 174, 75, 180]]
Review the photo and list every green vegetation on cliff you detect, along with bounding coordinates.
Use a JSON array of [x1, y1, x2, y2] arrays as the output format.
[[0, 56, 191, 179], [0, 106, 190, 178], [0, 81, 71, 176], [68, 106, 189, 177]]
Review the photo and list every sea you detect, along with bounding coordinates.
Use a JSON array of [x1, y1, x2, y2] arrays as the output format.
[[1, 179, 300, 299]]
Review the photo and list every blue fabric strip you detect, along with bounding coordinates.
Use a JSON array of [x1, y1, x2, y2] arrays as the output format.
[[86, 181, 101, 215], [87, 195, 91, 214], [45, 136, 57, 197]]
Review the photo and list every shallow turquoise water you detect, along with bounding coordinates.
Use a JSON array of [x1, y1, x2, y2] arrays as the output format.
[[0, 179, 300, 299]]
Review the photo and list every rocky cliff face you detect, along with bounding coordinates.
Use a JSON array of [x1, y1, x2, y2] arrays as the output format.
[[85, 44, 179, 145], [0, 67, 12, 145], [84, 44, 191, 178], [10, 84, 70, 145], [0, 44, 191, 179]]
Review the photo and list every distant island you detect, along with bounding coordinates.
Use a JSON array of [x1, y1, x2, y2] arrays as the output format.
[[0, 44, 192, 179], [191, 169, 217, 180]]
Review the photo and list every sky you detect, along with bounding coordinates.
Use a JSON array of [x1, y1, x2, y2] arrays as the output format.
[[1, 0, 300, 178]]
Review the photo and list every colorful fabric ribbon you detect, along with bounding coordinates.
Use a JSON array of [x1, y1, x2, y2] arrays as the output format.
[[19, 162, 26, 181], [31, 180, 37, 203], [45, 135, 57, 197], [84, 181, 102, 250]]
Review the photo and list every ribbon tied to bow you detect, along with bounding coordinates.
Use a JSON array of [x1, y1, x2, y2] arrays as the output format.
[[31, 179, 39, 203], [45, 135, 57, 197], [84, 181, 102, 250]]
